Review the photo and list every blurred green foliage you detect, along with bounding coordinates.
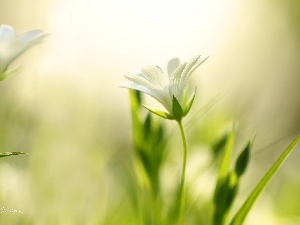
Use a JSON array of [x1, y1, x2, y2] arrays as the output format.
[[0, 76, 299, 225], [0, 1, 300, 224]]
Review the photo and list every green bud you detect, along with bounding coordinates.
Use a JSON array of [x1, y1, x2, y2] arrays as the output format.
[[235, 141, 251, 177]]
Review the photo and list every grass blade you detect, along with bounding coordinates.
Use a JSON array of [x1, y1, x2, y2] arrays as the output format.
[[229, 136, 300, 225]]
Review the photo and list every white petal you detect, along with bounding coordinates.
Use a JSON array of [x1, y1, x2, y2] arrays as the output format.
[[187, 55, 208, 77], [0, 25, 15, 42], [170, 62, 186, 79], [181, 55, 208, 85], [9, 30, 45, 58], [167, 58, 180, 76], [119, 82, 172, 113], [169, 62, 186, 100], [124, 73, 156, 90], [180, 55, 201, 85], [119, 82, 161, 101], [18, 30, 44, 43], [2, 29, 45, 67], [169, 56, 206, 104], [136, 71, 147, 79], [141, 65, 169, 90]]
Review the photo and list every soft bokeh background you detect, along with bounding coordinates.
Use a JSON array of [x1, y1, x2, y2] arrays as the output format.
[[0, 0, 300, 224]]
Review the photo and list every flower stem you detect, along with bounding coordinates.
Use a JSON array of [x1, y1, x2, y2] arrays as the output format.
[[178, 120, 187, 225]]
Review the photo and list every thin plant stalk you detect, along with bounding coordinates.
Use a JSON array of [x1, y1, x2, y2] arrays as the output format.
[[178, 120, 188, 225]]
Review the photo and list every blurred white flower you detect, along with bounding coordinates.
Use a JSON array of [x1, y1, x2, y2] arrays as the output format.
[[120, 55, 208, 120], [0, 24, 46, 81]]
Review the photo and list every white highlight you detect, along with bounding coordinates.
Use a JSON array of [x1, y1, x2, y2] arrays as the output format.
[[0, 206, 24, 214]]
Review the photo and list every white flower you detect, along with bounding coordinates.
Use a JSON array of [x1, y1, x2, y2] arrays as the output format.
[[119, 55, 208, 120], [0, 24, 46, 81]]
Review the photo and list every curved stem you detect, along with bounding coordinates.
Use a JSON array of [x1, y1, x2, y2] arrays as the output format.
[[178, 120, 188, 225]]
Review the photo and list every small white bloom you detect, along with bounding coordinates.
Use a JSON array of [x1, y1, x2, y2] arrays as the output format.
[[120, 55, 208, 120], [0, 24, 46, 81]]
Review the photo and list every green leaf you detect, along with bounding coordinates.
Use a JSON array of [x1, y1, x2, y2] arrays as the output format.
[[218, 124, 235, 180], [214, 174, 231, 205], [183, 86, 197, 116], [229, 136, 300, 225], [129, 90, 142, 113], [143, 105, 174, 120], [138, 149, 152, 178], [227, 180, 239, 209], [213, 124, 236, 225], [0, 67, 21, 81], [129, 90, 143, 147], [235, 141, 251, 177], [212, 132, 229, 156], [0, 152, 27, 158], [213, 172, 239, 225], [172, 96, 183, 121], [143, 113, 152, 140]]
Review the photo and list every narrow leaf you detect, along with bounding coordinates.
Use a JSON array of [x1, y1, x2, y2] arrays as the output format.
[[218, 124, 235, 179], [0, 67, 21, 81], [143, 105, 174, 120], [129, 90, 143, 146], [0, 152, 27, 158], [230, 136, 300, 225], [183, 86, 197, 116]]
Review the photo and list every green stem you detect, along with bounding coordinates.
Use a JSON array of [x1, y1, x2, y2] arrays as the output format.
[[152, 192, 160, 225], [178, 120, 188, 225]]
